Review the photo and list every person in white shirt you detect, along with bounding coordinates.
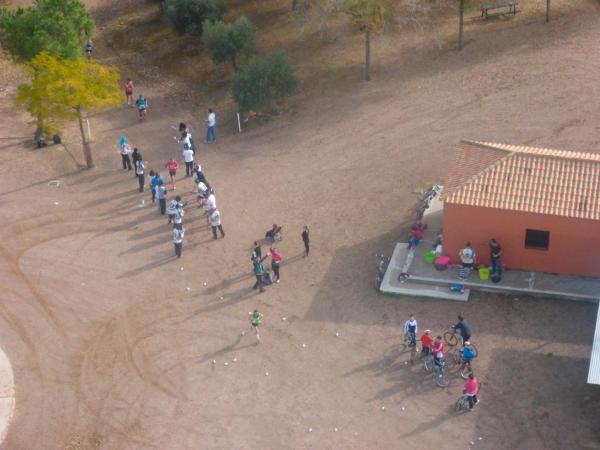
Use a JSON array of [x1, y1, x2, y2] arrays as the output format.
[[119, 136, 132, 170], [167, 195, 182, 224], [459, 242, 476, 268], [205, 108, 216, 144], [173, 227, 184, 258], [173, 204, 184, 230], [205, 189, 217, 224], [135, 157, 145, 192], [182, 147, 194, 177], [209, 208, 225, 239], [156, 183, 168, 215]]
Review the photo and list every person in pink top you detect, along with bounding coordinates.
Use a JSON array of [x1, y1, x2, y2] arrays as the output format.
[[463, 374, 479, 409], [165, 158, 179, 190], [432, 336, 444, 368], [270, 247, 282, 283], [124, 78, 134, 107]]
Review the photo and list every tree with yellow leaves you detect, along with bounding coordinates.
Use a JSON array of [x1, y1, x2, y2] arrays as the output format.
[[16, 52, 121, 168], [337, 0, 394, 81]]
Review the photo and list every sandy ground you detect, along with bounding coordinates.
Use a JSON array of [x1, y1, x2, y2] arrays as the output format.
[[0, 0, 600, 449]]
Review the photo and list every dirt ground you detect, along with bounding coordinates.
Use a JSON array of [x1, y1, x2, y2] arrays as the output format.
[[1, 0, 600, 449]]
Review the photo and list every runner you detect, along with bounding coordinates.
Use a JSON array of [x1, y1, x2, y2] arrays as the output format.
[[165, 157, 179, 191], [136, 95, 148, 121], [248, 310, 263, 343], [124, 78, 134, 107]]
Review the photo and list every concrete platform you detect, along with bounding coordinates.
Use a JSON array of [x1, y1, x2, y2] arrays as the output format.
[[380, 187, 600, 303]]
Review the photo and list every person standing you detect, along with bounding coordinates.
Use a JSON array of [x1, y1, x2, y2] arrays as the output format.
[[183, 146, 194, 177], [173, 203, 184, 230], [157, 183, 167, 215], [165, 158, 179, 191], [301, 226, 310, 257], [270, 247, 282, 283], [193, 164, 210, 188], [124, 79, 134, 107], [209, 208, 225, 239], [136, 95, 147, 120], [404, 314, 418, 346], [489, 238, 503, 274], [131, 148, 141, 177], [119, 135, 132, 170], [173, 227, 184, 258], [135, 156, 145, 193], [252, 254, 268, 292], [85, 39, 93, 59], [251, 241, 262, 261], [148, 170, 157, 203], [150, 171, 164, 204], [205, 108, 216, 144], [453, 315, 472, 344], [463, 374, 479, 410], [167, 195, 182, 224]]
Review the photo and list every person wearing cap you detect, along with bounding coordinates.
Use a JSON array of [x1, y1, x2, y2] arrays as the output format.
[[459, 341, 476, 372], [420, 329, 432, 357]]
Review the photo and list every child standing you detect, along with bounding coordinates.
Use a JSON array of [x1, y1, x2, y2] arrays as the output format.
[[165, 158, 179, 191]]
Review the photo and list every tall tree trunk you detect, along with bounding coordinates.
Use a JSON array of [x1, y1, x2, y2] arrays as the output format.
[[365, 29, 371, 81], [77, 107, 94, 169], [546, 0, 550, 22], [458, 0, 465, 51]]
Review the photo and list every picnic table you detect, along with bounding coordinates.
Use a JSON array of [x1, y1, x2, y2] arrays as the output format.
[[481, 0, 519, 19]]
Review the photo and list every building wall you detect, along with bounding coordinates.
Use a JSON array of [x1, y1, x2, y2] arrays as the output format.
[[443, 203, 600, 277]]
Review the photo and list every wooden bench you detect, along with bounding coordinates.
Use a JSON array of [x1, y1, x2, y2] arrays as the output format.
[[481, 0, 519, 19]]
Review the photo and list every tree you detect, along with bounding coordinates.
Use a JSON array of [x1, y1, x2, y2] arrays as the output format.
[[0, 0, 95, 62], [337, 0, 394, 81], [16, 52, 122, 168], [202, 16, 258, 71], [231, 52, 298, 113], [163, 0, 226, 36]]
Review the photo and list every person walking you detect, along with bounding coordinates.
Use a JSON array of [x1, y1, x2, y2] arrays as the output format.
[[149, 170, 157, 202], [209, 208, 225, 239], [165, 158, 179, 190], [252, 253, 269, 293], [150, 171, 164, 204], [173, 227, 184, 258], [301, 226, 310, 257], [173, 203, 184, 230], [205, 108, 216, 144], [489, 238, 503, 274], [135, 156, 145, 193], [157, 183, 167, 215], [119, 135, 132, 170], [183, 146, 194, 177], [136, 95, 147, 120], [124, 79, 134, 107], [131, 148, 141, 177], [270, 247, 282, 283]]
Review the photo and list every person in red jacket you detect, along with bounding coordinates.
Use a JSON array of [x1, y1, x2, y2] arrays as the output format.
[[270, 247, 282, 283], [420, 329, 433, 357], [463, 374, 479, 409], [165, 158, 179, 191], [432, 335, 444, 367]]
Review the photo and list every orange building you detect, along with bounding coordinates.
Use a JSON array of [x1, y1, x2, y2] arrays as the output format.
[[442, 141, 600, 277]]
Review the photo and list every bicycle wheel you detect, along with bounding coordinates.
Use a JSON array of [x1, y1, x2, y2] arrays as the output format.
[[435, 367, 451, 388], [454, 396, 467, 412], [460, 361, 473, 379], [446, 350, 460, 369], [470, 343, 479, 358], [423, 355, 433, 372], [444, 331, 459, 347]]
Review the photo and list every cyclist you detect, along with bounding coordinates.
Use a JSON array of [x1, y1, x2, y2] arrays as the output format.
[[136, 95, 148, 120], [459, 341, 476, 372], [432, 335, 444, 368], [403, 314, 418, 348], [463, 373, 479, 410], [420, 329, 432, 357], [453, 314, 472, 344]]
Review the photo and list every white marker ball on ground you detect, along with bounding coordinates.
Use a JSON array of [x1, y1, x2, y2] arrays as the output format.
[[265, 372, 269, 376], [335, 332, 340, 337], [381, 406, 385, 411], [401, 407, 405, 411], [203, 282, 207, 286], [334, 428, 338, 432], [186, 287, 191, 291], [302, 344, 306, 348], [308, 428, 313, 433], [224, 362, 229, 366], [282, 317, 287, 321], [212, 360, 216, 364], [233, 358, 237, 362], [180, 267, 184, 271]]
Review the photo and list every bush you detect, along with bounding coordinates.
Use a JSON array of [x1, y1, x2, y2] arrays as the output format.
[[162, 0, 226, 36], [231, 52, 298, 113], [202, 15, 257, 71]]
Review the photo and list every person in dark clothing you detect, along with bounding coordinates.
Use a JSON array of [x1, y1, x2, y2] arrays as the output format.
[[453, 315, 472, 343], [252, 254, 269, 293], [135, 156, 145, 193], [131, 148, 141, 178], [193, 164, 210, 188], [251, 241, 262, 261], [489, 238, 503, 274], [302, 226, 310, 256]]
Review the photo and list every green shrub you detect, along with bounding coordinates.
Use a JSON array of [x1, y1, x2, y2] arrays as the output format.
[[162, 0, 226, 36], [231, 52, 298, 113], [202, 15, 257, 71]]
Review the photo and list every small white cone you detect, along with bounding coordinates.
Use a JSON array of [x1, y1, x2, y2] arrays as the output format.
[[180, 267, 184, 271], [212, 360, 216, 364], [335, 332, 340, 337], [203, 282, 207, 286], [333, 428, 338, 432], [219, 296, 224, 300], [470, 442, 475, 446], [282, 317, 287, 321], [233, 358, 237, 362], [302, 343, 306, 348], [265, 372, 269, 376], [381, 406, 385, 411], [54, 202, 60, 205], [401, 407, 405, 411], [186, 287, 191, 291], [308, 428, 313, 433], [478, 438, 483, 441], [224, 362, 229, 366]]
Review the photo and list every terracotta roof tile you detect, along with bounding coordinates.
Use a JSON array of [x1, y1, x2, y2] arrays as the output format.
[[444, 141, 600, 220]]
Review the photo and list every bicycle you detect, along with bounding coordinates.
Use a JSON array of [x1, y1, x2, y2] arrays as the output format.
[[443, 329, 478, 357], [405, 333, 418, 363], [421, 349, 434, 373], [375, 254, 390, 289], [432, 358, 451, 387], [447, 348, 474, 379], [454, 382, 482, 412]]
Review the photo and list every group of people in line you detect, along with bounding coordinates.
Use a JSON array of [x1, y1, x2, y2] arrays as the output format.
[[404, 314, 480, 410], [118, 113, 224, 258]]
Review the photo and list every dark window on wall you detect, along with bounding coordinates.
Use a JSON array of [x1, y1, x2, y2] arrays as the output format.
[[525, 229, 550, 250]]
